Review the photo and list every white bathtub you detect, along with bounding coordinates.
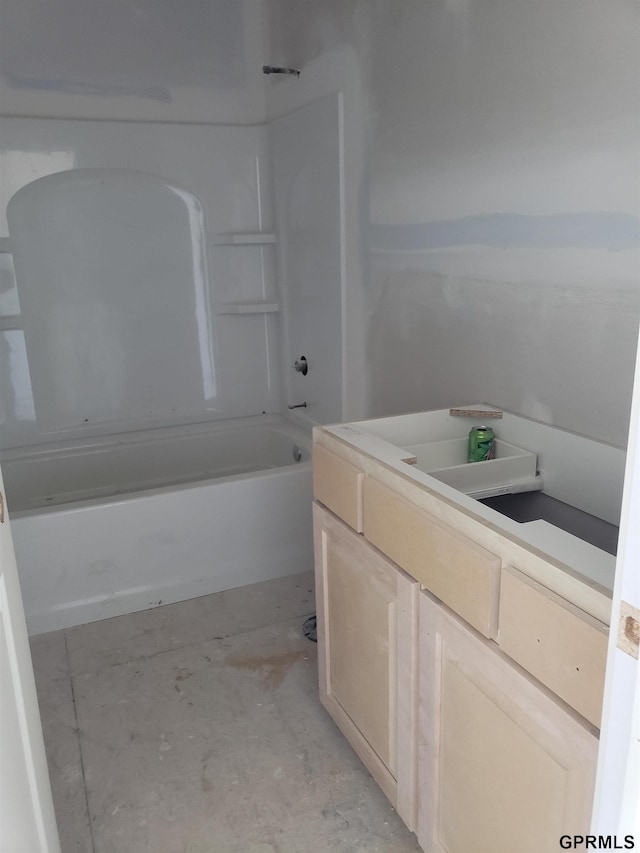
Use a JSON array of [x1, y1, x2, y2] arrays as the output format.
[[2, 415, 313, 635]]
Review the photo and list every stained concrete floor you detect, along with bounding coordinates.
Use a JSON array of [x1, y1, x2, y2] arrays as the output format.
[[30, 571, 421, 853]]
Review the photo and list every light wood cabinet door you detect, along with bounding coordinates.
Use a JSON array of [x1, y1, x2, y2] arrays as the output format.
[[313, 501, 420, 830], [419, 592, 598, 853]]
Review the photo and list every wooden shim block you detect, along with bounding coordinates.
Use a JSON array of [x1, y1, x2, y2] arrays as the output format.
[[449, 408, 503, 419]]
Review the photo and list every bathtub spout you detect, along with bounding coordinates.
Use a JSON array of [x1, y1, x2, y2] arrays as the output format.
[[288, 402, 307, 409]]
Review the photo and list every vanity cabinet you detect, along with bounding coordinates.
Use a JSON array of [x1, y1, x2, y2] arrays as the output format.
[[418, 592, 598, 853], [312, 421, 607, 850], [313, 502, 419, 829]]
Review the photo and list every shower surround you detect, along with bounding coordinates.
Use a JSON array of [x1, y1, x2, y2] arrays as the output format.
[[0, 94, 345, 633]]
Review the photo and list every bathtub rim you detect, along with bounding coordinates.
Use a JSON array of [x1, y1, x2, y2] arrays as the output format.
[[3, 413, 312, 519], [12, 439, 315, 634], [0, 412, 310, 460]]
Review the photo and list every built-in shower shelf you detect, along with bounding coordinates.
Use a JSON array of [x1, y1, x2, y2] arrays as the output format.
[[0, 237, 12, 253], [216, 301, 280, 315], [210, 232, 276, 245]]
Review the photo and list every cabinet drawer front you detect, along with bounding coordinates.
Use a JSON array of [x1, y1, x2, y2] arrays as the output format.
[[499, 567, 608, 728], [313, 444, 364, 531], [364, 478, 500, 638]]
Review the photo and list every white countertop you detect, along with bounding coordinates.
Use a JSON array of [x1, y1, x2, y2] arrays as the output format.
[[322, 405, 624, 594]]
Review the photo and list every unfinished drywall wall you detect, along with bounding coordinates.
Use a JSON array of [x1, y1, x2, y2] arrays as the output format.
[[0, 0, 268, 123], [268, 0, 640, 446]]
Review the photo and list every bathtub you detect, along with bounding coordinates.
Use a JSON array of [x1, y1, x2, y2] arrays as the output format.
[[2, 415, 313, 635]]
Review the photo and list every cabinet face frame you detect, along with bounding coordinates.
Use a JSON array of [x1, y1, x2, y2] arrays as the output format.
[[313, 501, 420, 830], [312, 443, 364, 531], [418, 591, 598, 853]]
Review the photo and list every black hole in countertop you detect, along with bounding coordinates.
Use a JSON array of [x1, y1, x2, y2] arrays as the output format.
[[479, 492, 619, 556]]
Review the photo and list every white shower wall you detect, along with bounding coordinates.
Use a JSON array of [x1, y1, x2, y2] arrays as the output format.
[[0, 118, 284, 449], [270, 94, 345, 426]]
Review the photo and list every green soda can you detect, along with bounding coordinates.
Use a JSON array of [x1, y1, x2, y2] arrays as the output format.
[[468, 426, 496, 462]]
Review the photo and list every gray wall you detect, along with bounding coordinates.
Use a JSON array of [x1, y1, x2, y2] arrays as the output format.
[[268, 0, 640, 446], [0, 0, 268, 123], [2, 1, 638, 445]]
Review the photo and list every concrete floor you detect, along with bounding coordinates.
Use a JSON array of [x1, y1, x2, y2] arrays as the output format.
[[30, 571, 420, 853]]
